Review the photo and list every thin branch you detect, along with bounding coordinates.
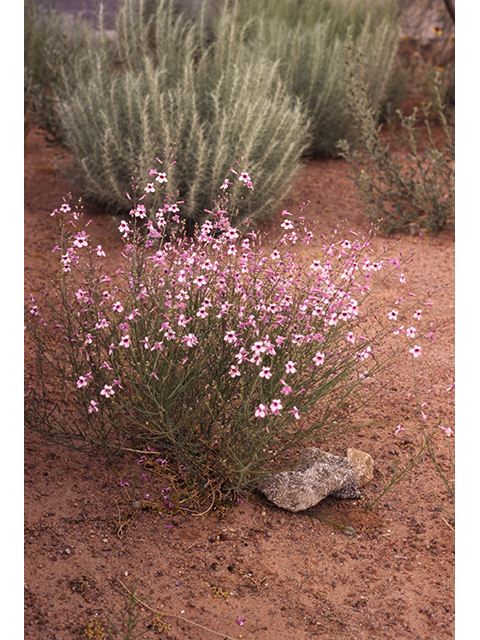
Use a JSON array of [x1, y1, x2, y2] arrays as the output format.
[[441, 516, 455, 532], [118, 580, 238, 640]]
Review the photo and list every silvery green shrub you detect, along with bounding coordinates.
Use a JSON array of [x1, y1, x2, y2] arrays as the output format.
[[218, 1, 400, 156], [56, 0, 310, 226]]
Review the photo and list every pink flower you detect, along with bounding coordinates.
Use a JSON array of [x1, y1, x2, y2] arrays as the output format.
[[220, 179, 231, 190], [259, 367, 272, 379], [194, 275, 208, 287], [100, 385, 115, 398], [133, 204, 147, 219], [95, 245, 106, 257], [255, 404, 267, 418], [409, 345, 422, 358], [127, 308, 140, 321], [237, 617, 246, 626], [182, 333, 198, 347], [73, 231, 89, 248], [118, 220, 131, 237], [280, 383, 292, 395], [328, 312, 338, 326], [413, 309, 422, 320], [406, 327, 417, 338], [388, 309, 398, 321], [439, 425, 453, 437], [263, 338, 276, 356], [270, 399, 283, 415], [224, 330, 238, 344], [235, 347, 249, 363], [145, 183, 155, 193], [346, 331, 355, 344], [313, 352, 325, 366], [394, 425, 406, 434], [229, 365, 241, 378], [289, 406, 300, 419], [155, 172, 168, 183], [112, 301, 124, 313], [271, 249, 281, 260], [251, 341, 266, 357], [399, 273, 406, 284], [76, 375, 90, 389], [119, 335, 130, 348], [95, 317, 110, 330], [356, 346, 372, 362], [285, 361, 297, 374], [178, 314, 191, 327], [88, 400, 99, 413]]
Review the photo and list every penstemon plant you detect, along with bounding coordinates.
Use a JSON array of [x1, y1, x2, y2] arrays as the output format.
[[25, 161, 442, 504]]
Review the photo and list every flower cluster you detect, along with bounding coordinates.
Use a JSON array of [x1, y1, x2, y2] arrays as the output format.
[[25, 163, 440, 499]]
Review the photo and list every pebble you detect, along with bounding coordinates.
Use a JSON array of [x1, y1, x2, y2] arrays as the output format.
[[343, 526, 356, 536]]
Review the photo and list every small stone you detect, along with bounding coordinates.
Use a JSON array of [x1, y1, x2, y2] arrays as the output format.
[[347, 448, 374, 487], [257, 449, 361, 512]]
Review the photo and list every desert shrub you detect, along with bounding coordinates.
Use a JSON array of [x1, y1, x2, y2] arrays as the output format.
[[24, 0, 94, 142], [227, 0, 401, 156], [25, 168, 440, 503], [24, 0, 66, 139], [55, 0, 310, 226], [235, 0, 396, 36], [338, 49, 454, 235]]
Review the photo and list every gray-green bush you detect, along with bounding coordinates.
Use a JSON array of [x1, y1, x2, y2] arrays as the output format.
[[229, 0, 401, 156], [55, 0, 310, 226], [24, 0, 94, 142]]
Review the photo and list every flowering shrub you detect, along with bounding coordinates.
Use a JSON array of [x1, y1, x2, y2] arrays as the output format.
[[25, 164, 440, 503]]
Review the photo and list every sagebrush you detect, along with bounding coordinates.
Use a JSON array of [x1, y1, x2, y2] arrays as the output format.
[[55, 0, 310, 226]]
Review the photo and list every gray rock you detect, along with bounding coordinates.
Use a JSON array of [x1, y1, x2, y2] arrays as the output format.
[[347, 448, 374, 487], [257, 448, 362, 512]]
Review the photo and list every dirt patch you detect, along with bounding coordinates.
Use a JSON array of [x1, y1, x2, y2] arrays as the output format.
[[24, 122, 454, 640]]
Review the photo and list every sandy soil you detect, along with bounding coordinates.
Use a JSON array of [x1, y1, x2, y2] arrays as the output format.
[[24, 119, 454, 640]]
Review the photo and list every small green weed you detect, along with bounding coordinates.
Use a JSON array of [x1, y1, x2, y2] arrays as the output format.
[[338, 43, 454, 235]]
